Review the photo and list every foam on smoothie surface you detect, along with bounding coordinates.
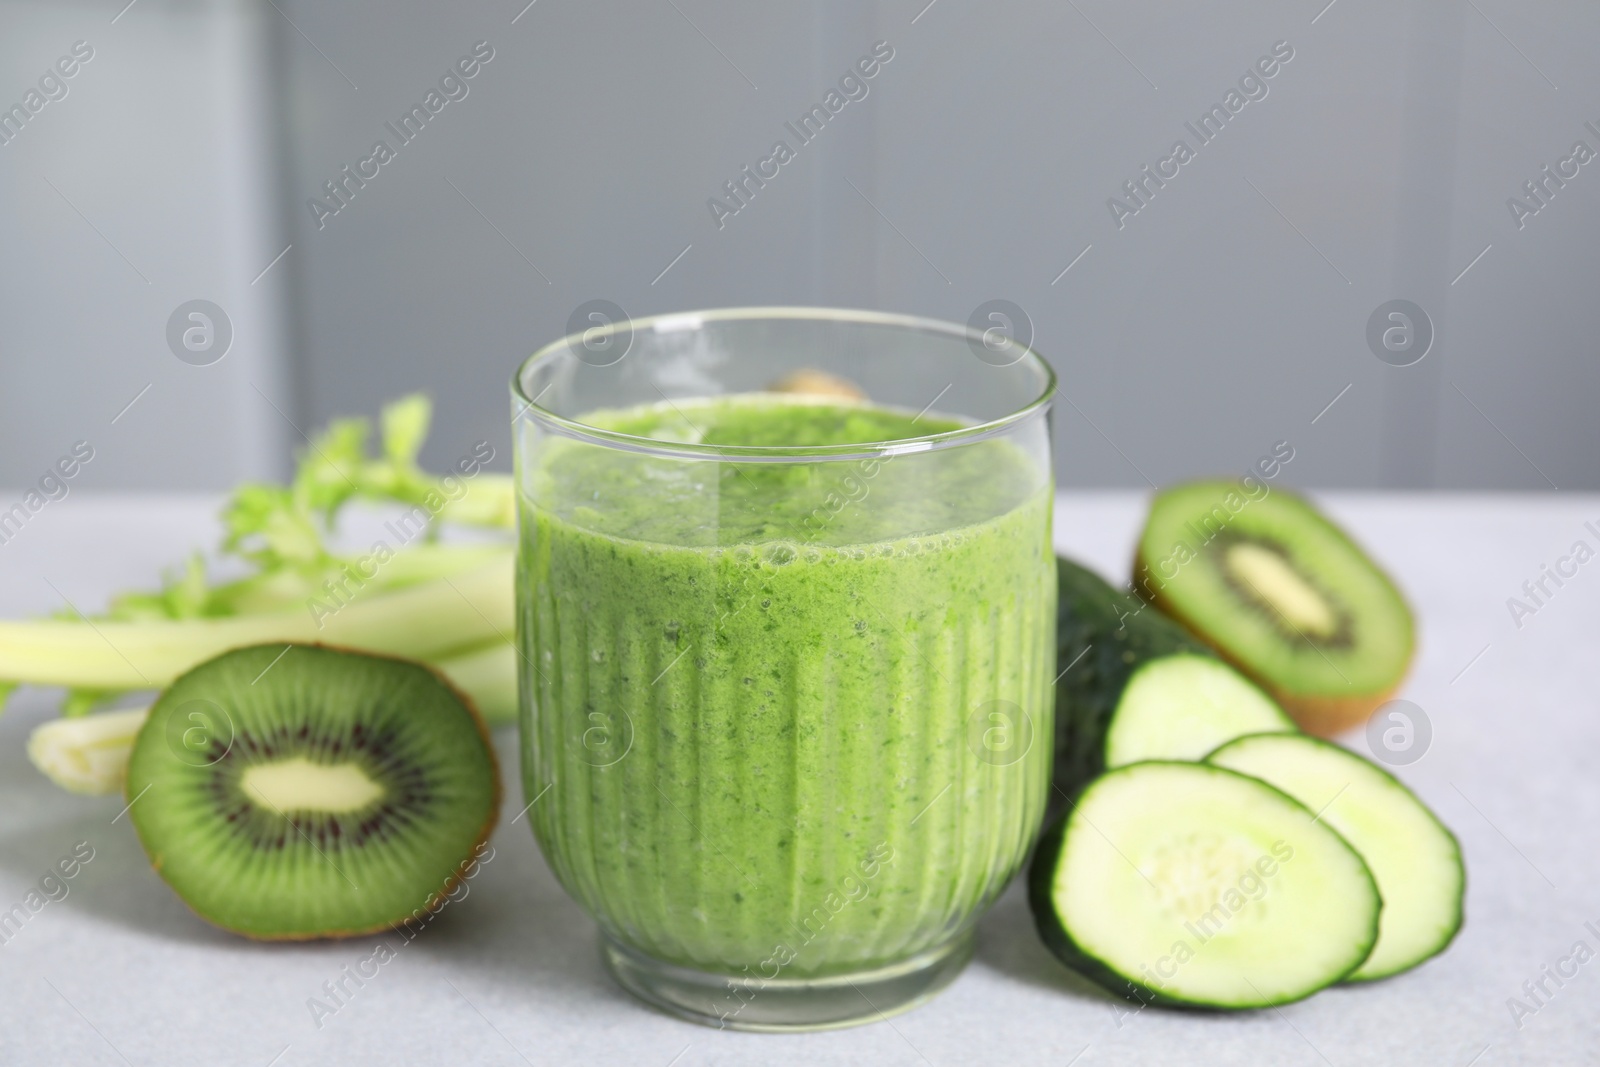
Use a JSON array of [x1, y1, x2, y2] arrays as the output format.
[[532, 394, 1038, 546]]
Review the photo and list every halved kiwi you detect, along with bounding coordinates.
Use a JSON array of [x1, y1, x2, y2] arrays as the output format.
[[126, 644, 500, 940], [1134, 482, 1414, 736]]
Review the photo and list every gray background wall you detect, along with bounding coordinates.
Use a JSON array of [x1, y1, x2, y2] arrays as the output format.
[[2, 0, 1596, 491]]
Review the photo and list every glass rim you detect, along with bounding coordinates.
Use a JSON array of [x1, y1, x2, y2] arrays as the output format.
[[510, 306, 1057, 463]]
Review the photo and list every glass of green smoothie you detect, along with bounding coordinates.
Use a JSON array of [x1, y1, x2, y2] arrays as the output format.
[[512, 307, 1056, 1031]]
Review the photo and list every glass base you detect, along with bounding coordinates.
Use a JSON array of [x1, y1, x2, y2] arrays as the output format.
[[600, 929, 975, 1032]]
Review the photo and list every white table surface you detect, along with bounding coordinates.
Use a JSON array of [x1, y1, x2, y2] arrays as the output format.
[[0, 491, 1595, 1066]]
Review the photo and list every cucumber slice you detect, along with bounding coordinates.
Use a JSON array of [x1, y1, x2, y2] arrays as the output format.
[[1107, 655, 1293, 767], [1054, 558, 1294, 792], [1206, 733, 1463, 981], [1029, 762, 1379, 1008]]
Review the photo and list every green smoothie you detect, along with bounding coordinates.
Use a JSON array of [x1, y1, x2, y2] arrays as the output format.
[[518, 394, 1054, 980]]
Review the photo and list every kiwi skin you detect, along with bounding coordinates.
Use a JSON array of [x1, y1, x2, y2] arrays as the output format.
[[128, 642, 502, 942], [1131, 546, 1414, 738]]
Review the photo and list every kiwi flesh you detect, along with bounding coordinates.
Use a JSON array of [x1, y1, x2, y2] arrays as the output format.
[[1134, 481, 1414, 736], [125, 644, 500, 940]]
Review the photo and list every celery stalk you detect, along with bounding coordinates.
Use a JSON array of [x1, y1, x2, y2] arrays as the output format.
[[0, 555, 512, 690], [429, 640, 518, 725], [27, 639, 520, 795], [4, 394, 526, 733], [28, 707, 151, 795]]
